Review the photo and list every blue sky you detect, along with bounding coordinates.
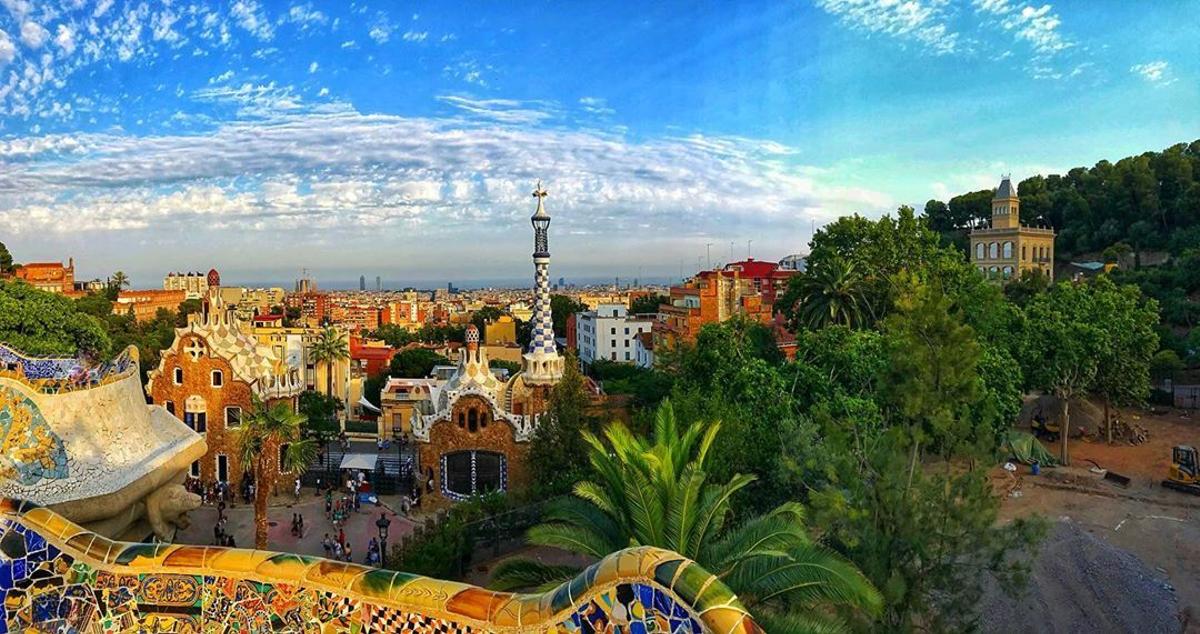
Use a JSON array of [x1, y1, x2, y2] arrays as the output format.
[[0, 0, 1197, 287]]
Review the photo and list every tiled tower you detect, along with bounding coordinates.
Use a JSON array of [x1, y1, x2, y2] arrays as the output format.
[[522, 181, 564, 385]]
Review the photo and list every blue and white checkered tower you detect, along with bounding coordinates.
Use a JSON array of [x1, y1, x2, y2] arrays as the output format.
[[522, 181, 564, 385]]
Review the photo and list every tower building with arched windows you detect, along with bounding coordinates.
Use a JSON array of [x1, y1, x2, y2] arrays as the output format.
[[409, 183, 564, 504], [969, 175, 1056, 282]]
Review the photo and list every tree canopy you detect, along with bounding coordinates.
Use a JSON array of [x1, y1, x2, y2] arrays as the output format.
[[388, 347, 450, 378], [0, 281, 110, 358]]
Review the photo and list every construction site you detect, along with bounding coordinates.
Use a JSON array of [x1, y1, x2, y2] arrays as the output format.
[[985, 398, 1200, 633]]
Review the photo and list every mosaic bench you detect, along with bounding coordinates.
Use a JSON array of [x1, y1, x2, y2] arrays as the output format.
[[0, 498, 763, 633]]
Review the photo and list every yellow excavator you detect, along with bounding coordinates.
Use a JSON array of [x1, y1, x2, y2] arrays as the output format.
[[1163, 445, 1200, 495]]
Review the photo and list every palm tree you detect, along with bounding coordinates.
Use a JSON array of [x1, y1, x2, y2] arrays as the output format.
[[237, 395, 317, 549], [110, 271, 130, 290], [309, 326, 349, 400], [491, 402, 881, 631], [787, 257, 872, 330]]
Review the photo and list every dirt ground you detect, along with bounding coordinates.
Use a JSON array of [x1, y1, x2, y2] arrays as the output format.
[[994, 404, 1200, 633]]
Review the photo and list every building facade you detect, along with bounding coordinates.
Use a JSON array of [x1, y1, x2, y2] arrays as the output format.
[[113, 289, 187, 322], [163, 269, 218, 299], [146, 291, 304, 489], [653, 267, 776, 353], [576, 303, 654, 366], [969, 176, 1056, 282], [15, 259, 79, 296]]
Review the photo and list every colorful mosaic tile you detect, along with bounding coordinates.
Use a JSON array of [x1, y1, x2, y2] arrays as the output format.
[[0, 499, 763, 633], [0, 387, 69, 485]]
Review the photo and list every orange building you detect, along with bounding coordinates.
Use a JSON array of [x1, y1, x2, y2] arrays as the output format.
[[147, 291, 303, 489], [284, 291, 330, 326], [15, 259, 81, 296], [654, 268, 776, 350], [113, 289, 187, 322]]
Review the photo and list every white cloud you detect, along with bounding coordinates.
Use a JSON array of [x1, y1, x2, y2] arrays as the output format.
[[368, 17, 392, 44], [286, 4, 327, 27], [0, 0, 32, 21], [53, 24, 75, 54], [816, 0, 960, 56], [401, 30, 427, 43], [579, 96, 615, 116], [230, 0, 274, 41], [437, 95, 557, 124], [318, 87, 329, 96], [208, 69, 234, 84], [0, 107, 889, 248], [308, 60, 318, 73], [92, 0, 113, 18], [0, 28, 15, 66], [1131, 60, 1174, 85], [340, 39, 357, 49], [19, 20, 49, 48]]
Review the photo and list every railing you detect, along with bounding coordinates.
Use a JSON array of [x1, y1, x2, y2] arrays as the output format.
[[0, 344, 138, 394], [0, 497, 763, 633]]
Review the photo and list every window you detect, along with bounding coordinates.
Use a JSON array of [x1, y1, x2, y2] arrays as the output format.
[[611, 352, 616, 360], [173, 367, 183, 384], [194, 413, 207, 433], [975, 243, 984, 260], [211, 370, 223, 387], [1002, 266, 1014, 279], [624, 327, 629, 335], [468, 409, 478, 432], [190, 461, 200, 478], [611, 309, 619, 317], [610, 327, 616, 335], [611, 339, 616, 348], [217, 454, 229, 482], [1022, 245, 1027, 260], [989, 266, 999, 278], [442, 450, 506, 499], [1002, 242, 1013, 259], [625, 352, 630, 361], [989, 242, 999, 259], [165, 401, 175, 416], [225, 406, 241, 428]]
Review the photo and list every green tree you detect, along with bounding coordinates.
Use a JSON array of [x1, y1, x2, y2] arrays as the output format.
[[527, 353, 595, 498], [487, 358, 522, 375], [629, 293, 667, 315], [779, 256, 873, 330], [492, 402, 882, 632], [236, 396, 317, 549], [550, 294, 586, 338], [389, 348, 450, 378], [309, 325, 349, 398], [362, 371, 388, 410], [1020, 277, 1156, 462], [0, 280, 110, 358], [0, 241, 13, 274], [298, 390, 342, 434], [373, 323, 417, 348], [110, 271, 130, 290], [1002, 269, 1051, 308], [1150, 349, 1184, 384]]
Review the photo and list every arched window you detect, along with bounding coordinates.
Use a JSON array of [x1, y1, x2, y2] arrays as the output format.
[[1002, 242, 1013, 259], [468, 409, 478, 433], [989, 242, 999, 259], [441, 450, 507, 500], [1022, 245, 1027, 260], [1002, 266, 1014, 279], [480, 412, 488, 428], [975, 243, 985, 260], [457, 412, 465, 428], [989, 266, 999, 279]]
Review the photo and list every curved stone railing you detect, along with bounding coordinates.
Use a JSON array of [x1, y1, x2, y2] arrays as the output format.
[[0, 344, 138, 394], [0, 498, 763, 633]]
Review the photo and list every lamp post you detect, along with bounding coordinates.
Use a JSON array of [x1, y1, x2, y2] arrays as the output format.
[[375, 513, 391, 568], [392, 424, 404, 496]]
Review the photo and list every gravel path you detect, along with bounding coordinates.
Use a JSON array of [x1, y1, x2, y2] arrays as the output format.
[[981, 520, 1181, 633]]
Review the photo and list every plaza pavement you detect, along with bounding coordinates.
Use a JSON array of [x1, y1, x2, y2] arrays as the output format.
[[175, 488, 419, 565]]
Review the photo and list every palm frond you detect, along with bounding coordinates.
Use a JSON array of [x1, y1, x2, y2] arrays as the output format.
[[526, 523, 616, 559], [488, 558, 581, 593], [730, 544, 882, 615]]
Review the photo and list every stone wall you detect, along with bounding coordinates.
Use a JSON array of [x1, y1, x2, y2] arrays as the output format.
[[0, 498, 763, 633], [418, 394, 530, 503]]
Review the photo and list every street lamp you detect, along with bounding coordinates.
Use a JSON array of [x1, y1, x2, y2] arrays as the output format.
[[375, 513, 391, 568]]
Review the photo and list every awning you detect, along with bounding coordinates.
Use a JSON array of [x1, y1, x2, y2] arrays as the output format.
[[358, 395, 381, 413], [339, 454, 378, 471]]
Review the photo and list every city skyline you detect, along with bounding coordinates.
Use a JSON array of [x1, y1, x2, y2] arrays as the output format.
[[1, 0, 1197, 282]]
